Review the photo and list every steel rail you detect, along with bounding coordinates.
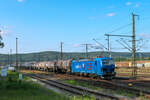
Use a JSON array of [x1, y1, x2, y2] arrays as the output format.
[[73, 78, 150, 96], [27, 74, 123, 100]]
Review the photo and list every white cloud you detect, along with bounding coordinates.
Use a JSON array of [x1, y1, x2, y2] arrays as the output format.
[[0, 30, 6, 35], [139, 33, 150, 38], [72, 44, 81, 48], [17, 0, 24, 2], [0, 30, 10, 35], [126, 2, 132, 6], [0, 26, 12, 36], [106, 13, 115, 17], [135, 4, 139, 8], [126, 2, 140, 8], [95, 43, 100, 46]]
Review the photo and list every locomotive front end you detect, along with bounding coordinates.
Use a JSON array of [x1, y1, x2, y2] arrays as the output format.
[[101, 58, 116, 79]]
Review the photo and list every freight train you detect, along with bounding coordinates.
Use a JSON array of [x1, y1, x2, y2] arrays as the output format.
[[23, 57, 116, 79]]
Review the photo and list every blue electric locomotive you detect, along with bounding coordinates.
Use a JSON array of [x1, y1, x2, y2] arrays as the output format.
[[71, 57, 116, 79]]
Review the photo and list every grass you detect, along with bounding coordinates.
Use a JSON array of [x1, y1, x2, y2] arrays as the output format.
[[64, 80, 99, 90], [63, 79, 137, 98], [3, 70, 148, 100], [66, 79, 150, 100], [0, 71, 98, 100], [116, 89, 136, 97], [0, 71, 66, 100]]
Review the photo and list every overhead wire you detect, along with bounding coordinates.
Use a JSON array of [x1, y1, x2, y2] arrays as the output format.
[[107, 23, 132, 34]]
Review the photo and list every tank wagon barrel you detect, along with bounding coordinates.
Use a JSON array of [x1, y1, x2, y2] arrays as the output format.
[[22, 57, 116, 79]]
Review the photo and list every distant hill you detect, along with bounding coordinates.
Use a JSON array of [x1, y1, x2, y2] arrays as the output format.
[[0, 51, 150, 65]]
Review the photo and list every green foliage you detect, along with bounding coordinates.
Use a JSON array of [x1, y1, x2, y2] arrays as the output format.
[[64, 79, 137, 98], [0, 51, 149, 65], [0, 71, 97, 100], [64, 80, 99, 90], [0, 71, 65, 100]]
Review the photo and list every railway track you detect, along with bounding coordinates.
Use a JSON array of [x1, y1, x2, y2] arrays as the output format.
[[26, 74, 123, 100], [23, 70, 150, 99], [45, 73, 150, 97], [53, 73, 150, 96], [73, 78, 150, 96], [50, 73, 150, 96], [111, 79, 150, 90]]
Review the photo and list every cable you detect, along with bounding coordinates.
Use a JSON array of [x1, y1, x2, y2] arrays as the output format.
[[107, 23, 132, 34]]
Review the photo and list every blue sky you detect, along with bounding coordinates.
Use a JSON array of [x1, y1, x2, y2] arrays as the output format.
[[0, 0, 150, 54]]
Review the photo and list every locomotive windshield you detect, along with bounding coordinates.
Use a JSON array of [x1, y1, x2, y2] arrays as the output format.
[[102, 59, 114, 65]]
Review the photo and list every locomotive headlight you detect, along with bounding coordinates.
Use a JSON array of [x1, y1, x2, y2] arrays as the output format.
[[112, 72, 116, 75]]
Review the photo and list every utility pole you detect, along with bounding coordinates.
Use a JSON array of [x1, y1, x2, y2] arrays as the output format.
[[105, 34, 111, 57], [16, 37, 18, 71], [16, 37, 22, 83], [7, 52, 10, 66], [104, 13, 139, 79], [38, 53, 40, 62], [86, 44, 88, 58], [10, 49, 12, 67], [132, 13, 137, 78], [82, 44, 91, 58], [60, 42, 63, 69], [20, 54, 22, 68], [60, 42, 63, 60]]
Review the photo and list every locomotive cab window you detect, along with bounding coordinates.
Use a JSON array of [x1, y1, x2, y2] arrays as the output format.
[[102, 59, 114, 65]]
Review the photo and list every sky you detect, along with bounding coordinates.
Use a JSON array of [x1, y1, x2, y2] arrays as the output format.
[[0, 0, 150, 54]]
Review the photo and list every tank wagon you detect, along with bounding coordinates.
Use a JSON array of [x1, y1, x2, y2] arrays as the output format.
[[21, 62, 36, 70], [54, 59, 72, 73], [33, 61, 55, 71], [23, 57, 116, 79], [71, 57, 116, 79]]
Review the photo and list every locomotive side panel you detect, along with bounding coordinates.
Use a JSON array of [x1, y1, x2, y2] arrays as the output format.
[[71, 57, 116, 78], [71, 60, 96, 74]]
